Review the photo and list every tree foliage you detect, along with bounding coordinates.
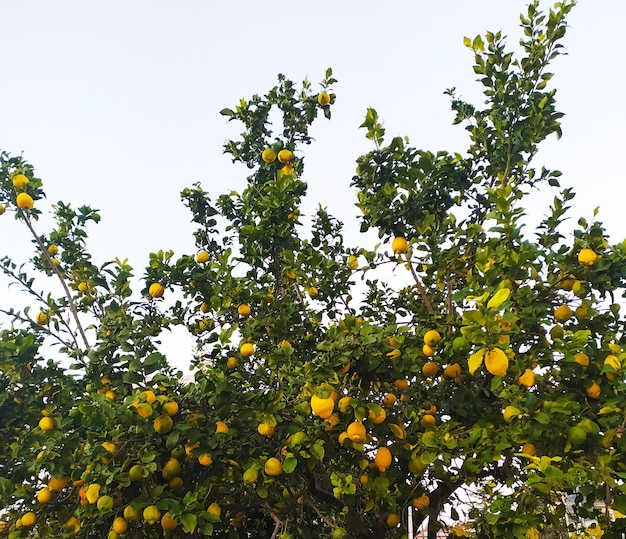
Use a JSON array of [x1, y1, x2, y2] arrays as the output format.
[[2, 2, 626, 539]]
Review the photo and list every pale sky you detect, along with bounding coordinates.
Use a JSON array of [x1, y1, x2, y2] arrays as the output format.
[[2, 1, 625, 369]]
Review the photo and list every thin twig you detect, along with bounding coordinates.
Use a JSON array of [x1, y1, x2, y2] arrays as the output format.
[[292, 282, 313, 325], [20, 210, 90, 350], [402, 255, 434, 315]]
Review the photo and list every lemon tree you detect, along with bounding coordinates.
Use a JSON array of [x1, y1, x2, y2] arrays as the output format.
[[2, 3, 626, 539]]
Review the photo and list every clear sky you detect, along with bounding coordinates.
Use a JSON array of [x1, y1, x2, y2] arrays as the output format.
[[2, 1, 625, 369]]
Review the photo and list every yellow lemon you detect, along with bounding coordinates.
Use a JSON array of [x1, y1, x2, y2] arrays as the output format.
[[240, 343, 255, 357], [48, 476, 68, 492], [368, 407, 386, 424], [142, 390, 157, 403], [421, 414, 436, 428], [237, 303, 251, 317], [311, 394, 335, 419], [521, 443, 536, 456], [308, 286, 318, 298], [128, 464, 145, 481], [586, 381, 601, 399], [148, 283, 164, 298], [112, 517, 127, 534], [21, 512, 37, 528], [412, 494, 430, 510], [347, 255, 358, 270], [391, 236, 408, 254], [12, 174, 29, 188], [578, 248, 598, 266], [374, 447, 392, 472], [227, 356, 238, 368], [394, 379, 409, 391], [162, 458, 181, 480], [143, 505, 161, 525], [262, 148, 276, 163], [317, 91, 331, 106], [518, 369, 536, 388], [123, 505, 139, 522], [347, 421, 366, 442], [161, 512, 177, 531], [554, 305, 572, 322], [207, 502, 221, 518], [503, 405, 522, 423], [444, 363, 462, 378], [162, 400, 179, 416], [485, 347, 509, 377], [257, 423, 275, 437], [574, 352, 589, 367], [243, 467, 259, 484], [264, 457, 282, 477], [423, 361, 439, 377], [277, 149, 293, 164], [386, 513, 400, 527], [136, 403, 153, 418], [38, 416, 55, 432], [198, 453, 213, 466], [86, 483, 101, 504], [37, 487, 52, 503], [383, 393, 397, 407], [196, 250, 210, 263], [16, 192, 34, 209], [423, 330, 441, 347], [153, 414, 173, 434], [216, 421, 229, 433], [97, 494, 114, 512]]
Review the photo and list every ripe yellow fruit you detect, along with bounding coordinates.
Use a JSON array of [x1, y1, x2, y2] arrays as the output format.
[[16, 192, 34, 209], [12, 174, 29, 188], [124, 505, 139, 522], [169, 476, 183, 489], [142, 390, 157, 403], [347, 255, 359, 270], [422, 344, 435, 357], [574, 352, 589, 367], [347, 421, 366, 442], [444, 363, 462, 378], [257, 422, 276, 437], [161, 512, 177, 531], [578, 248, 598, 266], [368, 407, 386, 424], [311, 394, 335, 419], [412, 494, 430, 510], [240, 343, 255, 357], [317, 91, 331, 106], [374, 446, 392, 472], [423, 330, 441, 347], [308, 286, 319, 298], [227, 356, 238, 368], [21, 512, 37, 528], [503, 405, 522, 423], [391, 236, 408, 254], [409, 456, 426, 476], [237, 303, 251, 317], [521, 443, 536, 456], [35, 311, 49, 325], [261, 148, 277, 163], [63, 516, 80, 533], [586, 381, 601, 399], [198, 453, 213, 466], [383, 393, 397, 407], [196, 250, 210, 263], [112, 517, 127, 534], [47, 244, 59, 255], [97, 494, 114, 512], [154, 414, 174, 434], [162, 400, 179, 416], [77, 281, 89, 293], [264, 457, 282, 476], [207, 502, 222, 518], [554, 305, 572, 323], [148, 283, 165, 298], [136, 403, 153, 419], [38, 416, 55, 432], [0, 203, 4, 215], [386, 513, 400, 527], [143, 505, 161, 525], [243, 467, 259, 484], [162, 458, 182, 480], [86, 483, 101, 504], [604, 354, 621, 371], [277, 149, 293, 164], [128, 464, 145, 481], [394, 379, 409, 391], [422, 361, 439, 377], [518, 369, 536, 388], [48, 476, 69, 492], [421, 414, 436, 428], [485, 347, 509, 377], [216, 421, 229, 433], [37, 487, 52, 503]]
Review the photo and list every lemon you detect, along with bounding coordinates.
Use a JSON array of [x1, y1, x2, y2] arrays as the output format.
[[518, 368, 536, 387], [143, 505, 161, 525], [394, 379, 409, 391], [48, 476, 68, 491], [136, 403, 153, 418], [97, 494, 114, 512], [161, 512, 177, 531], [423, 330, 441, 347], [586, 381, 601, 399], [162, 458, 181, 480], [124, 505, 139, 522], [421, 414, 436, 428], [38, 416, 55, 431], [16, 192, 34, 209], [261, 148, 276, 163], [243, 467, 259, 483], [264, 457, 282, 476], [35, 311, 49, 325], [408, 456, 425, 476], [196, 250, 210, 263], [444, 363, 462, 378], [162, 400, 179, 416], [391, 236, 408, 254], [237, 303, 251, 317], [47, 244, 59, 255], [554, 305, 572, 322], [308, 286, 318, 298], [153, 414, 173, 434], [207, 502, 221, 518], [148, 283, 165, 298], [37, 487, 52, 503], [112, 517, 127, 534], [0, 204, 4, 215], [128, 464, 145, 481], [21, 512, 37, 528], [422, 344, 435, 357], [386, 513, 400, 527], [485, 347, 508, 377], [368, 406, 386, 424], [578, 248, 598, 266], [12, 174, 29, 188], [142, 390, 157, 403], [503, 405, 521, 423], [604, 354, 621, 371], [422, 361, 439, 377], [347, 255, 358, 270], [346, 421, 366, 442], [198, 453, 213, 466], [227, 357, 238, 368], [86, 483, 101, 504], [383, 393, 397, 407], [374, 446, 392, 472], [568, 426, 587, 445], [216, 421, 229, 433], [317, 91, 331, 106], [412, 494, 430, 510], [521, 443, 536, 456], [311, 394, 335, 419], [277, 149, 293, 163], [240, 343, 255, 356], [257, 423, 275, 437]]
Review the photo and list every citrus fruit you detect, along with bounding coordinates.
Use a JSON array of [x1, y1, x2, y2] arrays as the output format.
[[0, 203, 4, 215], [112, 517, 127, 534], [311, 394, 334, 419], [97, 494, 114, 512], [196, 250, 210, 263], [409, 456, 425, 475], [317, 91, 331, 106], [422, 344, 435, 357], [37, 487, 52, 503], [143, 505, 161, 525], [124, 505, 139, 522], [48, 476, 68, 491], [207, 502, 221, 518], [347, 421, 366, 442], [240, 343, 254, 356], [391, 236, 408, 254], [444, 363, 462, 378], [368, 406, 386, 424], [374, 446, 392, 472], [162, 458, 181, 480], [47, 244, 59, 255], [518, 368, 536, 387], [485, 347, 509, 376], [142, 390, 156, 403], [257, 423, 275, 437], [16, 192, 34, 209], [308, 286, 318, 298], [21, 512, 36, 528], [162, 400, 179, 416], [347, 255, 358, 270], [35, 311, 49, 325], [383, 393, 397, 407], [148, 283, 165, 298], [394, 379, 409, 390], [128, 464, 145, 481], [422, 361, 439, 377], [386, 513, 400, 527], [136, 403, 153, 418], [198, 453, 213, 466], [261, 148, 276, 163], [243, 467, 259, 484], [412, 494, 430, 510], [77, 281, 89, 293], [503, 405, 522, 423], [568, 426, 587, 445], [604, 354, 621, 371], [227, 356, 238, 368], [237, 303, 251, 317], [264, 457, 282, 476], [423, 330, 441, 347], [521, 443, 536, 456], [277, 149, 293, 163], [554, 305, 573, 323], [578, 248, 598, 266], [12, 174, 29, 188], [421, 414, 436, 428], [38, 416, 54, 431], [216, 420, 229, 433], [86, 483, 101, 504], [161, 512, 177, 531], [338, 396, 352, 413], [154, 414, 173, 434], [586, 381, 601, 399]]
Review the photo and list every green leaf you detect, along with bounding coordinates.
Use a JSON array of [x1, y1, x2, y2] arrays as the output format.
[[181, 513, 197, 533], [487, 288, 510, 309]]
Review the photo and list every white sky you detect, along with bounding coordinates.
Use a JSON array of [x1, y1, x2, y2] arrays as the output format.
[[1, 1, 625, 370]]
